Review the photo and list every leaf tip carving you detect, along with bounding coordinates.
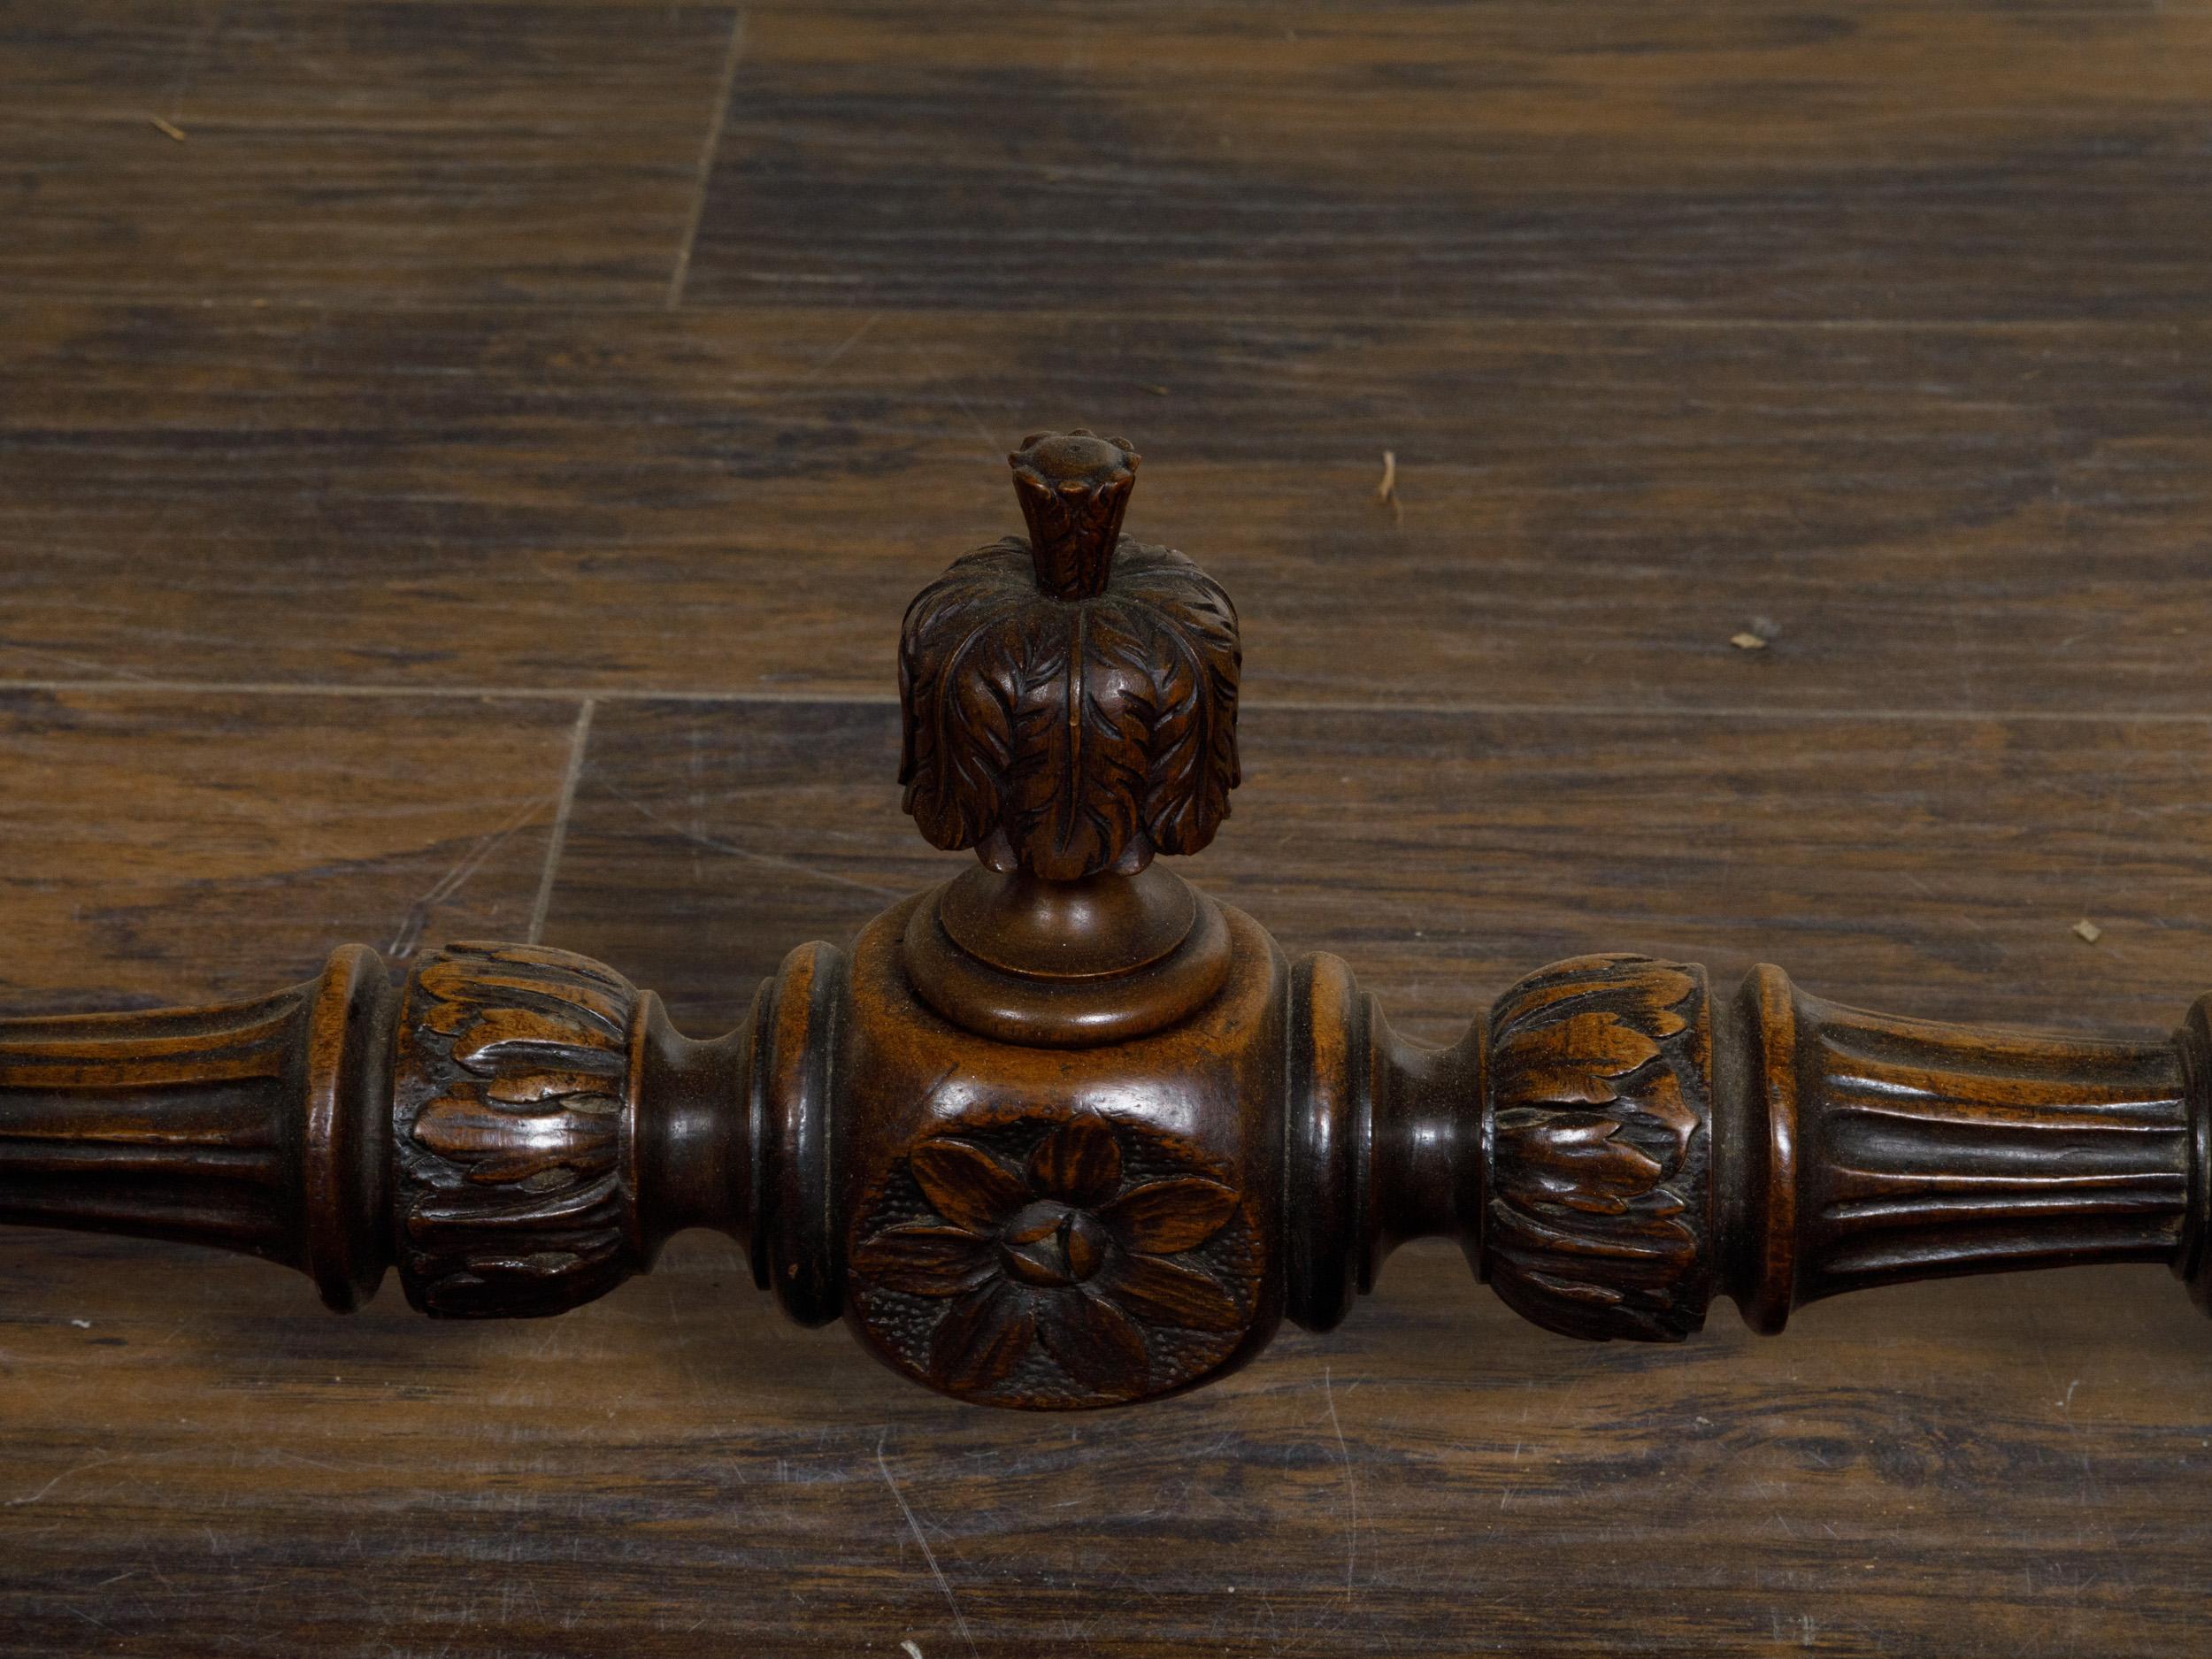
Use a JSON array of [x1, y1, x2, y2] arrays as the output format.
[[897, 533, 1240, 879], [1485, 956, 1715, 1344]]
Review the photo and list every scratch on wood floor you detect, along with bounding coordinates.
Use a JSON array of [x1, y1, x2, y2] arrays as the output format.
[[386, 791, 553, 959], [1323, 1363, 1357, 1603], [907, 342, 1003, 459], [157, 1, 225, 131], [799, 311, 884, 384], [875, 1434, 979, 1659], [599, 775, 907, 901], [6, 1452, 116, 1507], [526, 698, 596, 946]]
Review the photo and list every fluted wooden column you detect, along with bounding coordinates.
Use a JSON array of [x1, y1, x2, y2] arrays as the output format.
[[1725, 969, 2192, 1330], [0, 945, 395, 1310]]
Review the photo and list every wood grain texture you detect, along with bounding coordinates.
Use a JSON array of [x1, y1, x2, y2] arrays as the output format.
[[0, 691, 582, 1014], [6, 303, 2212, 711], [5, 1233, 2208, 1657], [0, 1, 741, 303], [545, 698, 2212, 1044], [690, 1, 2212, 320], [9, 0, 2212, 1649]]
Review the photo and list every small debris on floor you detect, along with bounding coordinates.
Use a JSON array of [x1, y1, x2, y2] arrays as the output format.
[[1374, 450, 1402, 522], [901, 1643, 925, 1659], [2073, 919, 2103, 944], [1730, 632, 1769, 651], [1141, 383, 1170, 396], [70, 1318, 92, 1329], [149, 115, 187, 142]]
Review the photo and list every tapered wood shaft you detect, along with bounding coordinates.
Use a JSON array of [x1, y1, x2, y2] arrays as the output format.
[[1724, 969, 2193, 1332], [0, 945, 396, 1310]]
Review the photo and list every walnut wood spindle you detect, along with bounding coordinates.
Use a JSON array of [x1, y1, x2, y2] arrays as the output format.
[[3, 430, 2209, 1409], [0, 945, 396, 1310], [1722, 967, 2199, 1333]]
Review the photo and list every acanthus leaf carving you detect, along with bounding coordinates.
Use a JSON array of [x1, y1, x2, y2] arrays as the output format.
[[898, 540, 1240, 880], [1485, 954, 1713, 1342], [1001, 596, 1154, 879], [393, 943, 641, 1319], [1117, 554, 1241, 857]]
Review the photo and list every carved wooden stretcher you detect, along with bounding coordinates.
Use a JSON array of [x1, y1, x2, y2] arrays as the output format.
[[6, 431, 2206, 1409]]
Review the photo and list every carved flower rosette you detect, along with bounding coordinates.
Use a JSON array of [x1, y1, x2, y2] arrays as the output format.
[[897, 538, 1240, 880], [849, 1110, 1263, 1407]]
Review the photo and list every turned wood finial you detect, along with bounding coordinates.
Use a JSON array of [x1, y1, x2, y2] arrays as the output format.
[[1009, 428, 1140, 600], [895, 431, 1244, 1043], [897, 427, 1241, 884]]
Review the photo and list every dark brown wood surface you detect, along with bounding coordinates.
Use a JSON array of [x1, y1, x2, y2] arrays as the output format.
[[5, 3, 2212, 1653]]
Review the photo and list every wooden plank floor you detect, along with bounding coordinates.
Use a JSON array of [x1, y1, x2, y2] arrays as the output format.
[[4, 4, 2212, 1654]]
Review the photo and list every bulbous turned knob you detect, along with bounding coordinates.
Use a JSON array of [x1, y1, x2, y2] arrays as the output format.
[[896, 429, 1242, 882]]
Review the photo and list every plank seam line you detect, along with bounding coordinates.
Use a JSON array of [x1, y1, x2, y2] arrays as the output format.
[[666, 7, 749, 311], [3, 680, 2209, 726], [0, 297, 2187, 332]]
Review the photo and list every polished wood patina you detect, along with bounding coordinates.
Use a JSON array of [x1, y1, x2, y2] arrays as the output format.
[[6, 434, 2208, 1412]]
